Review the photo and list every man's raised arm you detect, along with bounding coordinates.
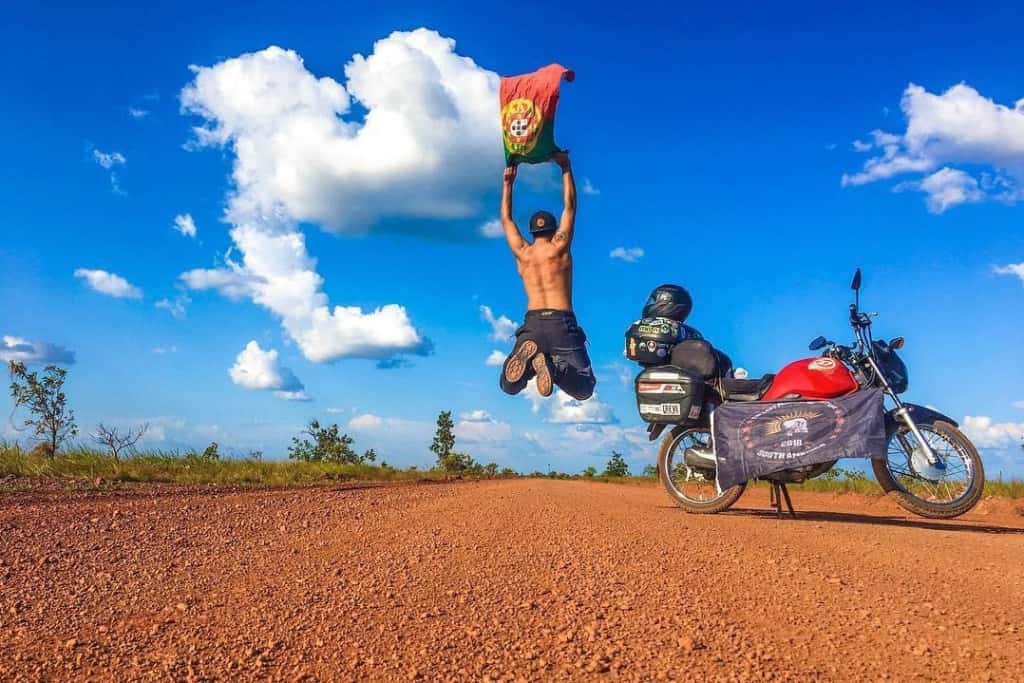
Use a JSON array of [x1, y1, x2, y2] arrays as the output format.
[[552, 152, 576, 250], [500, 166, 527, 253]]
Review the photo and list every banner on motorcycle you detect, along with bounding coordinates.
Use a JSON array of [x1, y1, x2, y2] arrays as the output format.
[[711, 388, 887, 492]]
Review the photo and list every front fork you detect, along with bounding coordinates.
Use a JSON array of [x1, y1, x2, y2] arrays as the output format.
[[862, 354, 942, 467]]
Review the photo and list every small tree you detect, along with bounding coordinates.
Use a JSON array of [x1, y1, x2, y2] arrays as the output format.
[[438, 451, 477, 473], [484, 462, 499, 477], [430, 411, 456, 467], [195, 442, 220, 461], [582, 466, 597, 478], [8, 361, 77, 457], [603, 451, 629, 478], [642, 464, 658, 478], [92, 422, 149, 461], [363, 448, 377, 463], [500, 467, 517, 477], [288, 420, 366, 464]]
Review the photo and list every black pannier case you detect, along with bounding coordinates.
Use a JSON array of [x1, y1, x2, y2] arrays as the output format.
[[635, 366, 705, 424]]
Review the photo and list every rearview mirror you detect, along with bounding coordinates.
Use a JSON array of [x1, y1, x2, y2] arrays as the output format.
[[808, 336, 828, 351], [851, 268, 862, 291]]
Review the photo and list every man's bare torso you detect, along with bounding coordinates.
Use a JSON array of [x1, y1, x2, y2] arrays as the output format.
[[516, 240, 573, 311]]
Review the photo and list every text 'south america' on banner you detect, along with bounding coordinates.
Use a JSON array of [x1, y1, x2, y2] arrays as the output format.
[[500, 64, 574, 165], [711, 388, 887, 492]]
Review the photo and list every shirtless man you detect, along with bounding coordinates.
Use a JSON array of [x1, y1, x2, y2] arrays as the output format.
[[498, 152, 596, 400]]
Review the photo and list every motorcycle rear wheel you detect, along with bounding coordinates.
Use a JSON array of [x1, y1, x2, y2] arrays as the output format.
[[873, 419, 985, 519], [658, 427, 746, 513]]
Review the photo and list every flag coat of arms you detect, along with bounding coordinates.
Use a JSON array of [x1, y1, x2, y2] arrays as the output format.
[[500, 64, 574, 165]]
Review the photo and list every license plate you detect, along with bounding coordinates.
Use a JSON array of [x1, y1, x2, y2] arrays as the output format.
[[640, 403, 682, 416]]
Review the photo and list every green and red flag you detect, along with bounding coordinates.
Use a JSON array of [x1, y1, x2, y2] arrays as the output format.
[[500, 64, 574, 165]]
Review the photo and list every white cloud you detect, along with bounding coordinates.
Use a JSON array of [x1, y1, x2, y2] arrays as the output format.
[[521, 423, 649, 470], [178, 29, 497, 365], [994, 263, 1024, 284], [228, 340, 309, 401], [180, 263, 254, 300], [609, 246, 644, 263], [485, 349, 506, 366], [181, 30, 499, 234], [606, 360, 634, 387], [843, 83, 1024, 212], [479, 218, 503, 238], [155, 294, 190, 319], [348, 414, 384, 430], [581, 178, 600, 195], [274, 390, 312, 402], [181, 229, 430, 363], [152, 346, 178, 354], [455, 419, 512, 443], [128, 107, 149, 119], [93, 150, 126, 169], [0, 336, 75, 365], [962, 415, 1024, 448], [1013, 401, 1024, 410], [480, 305, 518, 343], [347, 413, 429, 434], [455, 409, 513, 443], [90, 148, 126, 195], [896, 167, 984, 213], [173, 213, 197, 238], [522, 384, 617, 425], [324, 407, 348, 414], [548, 390, 617, 424], [74, 268, 143, 299]]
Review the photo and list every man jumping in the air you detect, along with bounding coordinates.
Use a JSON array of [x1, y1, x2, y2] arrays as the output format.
[[498, 152, 596, 400]]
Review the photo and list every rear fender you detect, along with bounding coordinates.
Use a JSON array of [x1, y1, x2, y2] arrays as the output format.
[[885, 403, 958, 435], [647, 423, 668, 441]]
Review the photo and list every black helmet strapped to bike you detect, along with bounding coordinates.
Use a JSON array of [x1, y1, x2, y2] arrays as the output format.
[[642, 284, 693, 322]]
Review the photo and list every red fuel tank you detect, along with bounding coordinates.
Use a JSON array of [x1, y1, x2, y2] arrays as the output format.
[[762, 357, 858, 401]]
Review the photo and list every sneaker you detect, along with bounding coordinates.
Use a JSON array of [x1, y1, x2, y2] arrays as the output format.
[[532, 353, 553, 397], [503, 340, 538, 384]]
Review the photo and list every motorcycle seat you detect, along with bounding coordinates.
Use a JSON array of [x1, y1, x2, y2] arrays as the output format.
[[719, 374, 775, 402]]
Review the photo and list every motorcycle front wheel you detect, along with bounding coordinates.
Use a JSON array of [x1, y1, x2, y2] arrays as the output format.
[[658, 427, 746, 514], [872, 418, 985, 519]]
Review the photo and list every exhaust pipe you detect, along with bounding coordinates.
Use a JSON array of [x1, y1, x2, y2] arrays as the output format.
[[683, 446, 716, 469]]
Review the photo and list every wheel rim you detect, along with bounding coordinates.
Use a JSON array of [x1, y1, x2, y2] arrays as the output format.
[[664, 429, 730, 504], [885, 425, 974, 505]]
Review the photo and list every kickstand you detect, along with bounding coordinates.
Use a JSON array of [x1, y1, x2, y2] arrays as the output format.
[[769, 482, 796, 518]]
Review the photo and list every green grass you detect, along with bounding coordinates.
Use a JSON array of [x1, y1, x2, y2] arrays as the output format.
[[4, 443, 1023, 499], [0, 443, 448, 488]]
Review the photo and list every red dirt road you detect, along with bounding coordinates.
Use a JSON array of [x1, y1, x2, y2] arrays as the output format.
[[2, 479, 1023, 681]]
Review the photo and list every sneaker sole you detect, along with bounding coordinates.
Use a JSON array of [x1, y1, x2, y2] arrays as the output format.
[[532, 353, 553, 397], [504, 340, 538, 384]]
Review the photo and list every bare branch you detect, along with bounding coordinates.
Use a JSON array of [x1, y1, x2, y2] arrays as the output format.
[[92, 422, 149, 461]]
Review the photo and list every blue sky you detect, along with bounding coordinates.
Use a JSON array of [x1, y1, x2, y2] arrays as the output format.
[[2, 2, 1022, 474]]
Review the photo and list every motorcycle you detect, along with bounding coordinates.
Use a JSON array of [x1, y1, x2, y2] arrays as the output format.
[[648, 269, 985, 519]]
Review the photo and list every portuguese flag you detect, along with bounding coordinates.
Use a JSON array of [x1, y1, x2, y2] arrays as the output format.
[[500, 64, 574, 165]]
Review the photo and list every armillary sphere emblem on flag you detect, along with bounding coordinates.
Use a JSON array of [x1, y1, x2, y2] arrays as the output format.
[[501, 98, 542, 156]]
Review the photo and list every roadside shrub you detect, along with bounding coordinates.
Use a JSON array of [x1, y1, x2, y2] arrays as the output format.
[[288, 420, 370, 464], [603, 451, 629, 478]]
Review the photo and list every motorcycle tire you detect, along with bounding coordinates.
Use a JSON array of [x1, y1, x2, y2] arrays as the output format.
[[657, 427, 746, 514], [873, 419, 985, 519]]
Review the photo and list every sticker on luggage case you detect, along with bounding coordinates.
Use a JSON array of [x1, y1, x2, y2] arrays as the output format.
[[637, 382, 686, 394]]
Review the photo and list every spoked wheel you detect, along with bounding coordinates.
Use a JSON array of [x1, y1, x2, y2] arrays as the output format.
[[658, 427, 746, 513], [872, 419, 985, 519]]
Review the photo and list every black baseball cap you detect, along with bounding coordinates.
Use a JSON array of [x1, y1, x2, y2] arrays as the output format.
[[529, 210, 558, 235]]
